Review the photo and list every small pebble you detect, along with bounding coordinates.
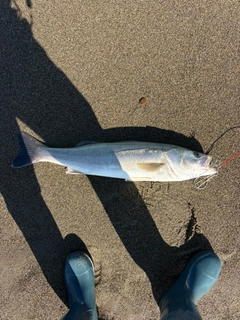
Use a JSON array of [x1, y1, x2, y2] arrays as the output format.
[[139, 97, 147, 105]]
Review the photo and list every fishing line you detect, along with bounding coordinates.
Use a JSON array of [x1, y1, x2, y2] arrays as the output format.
[[194, 125, 240, 189], [219, 151, 240, 167], [194, 151, 240, 190], [205, 125, 240, 154]]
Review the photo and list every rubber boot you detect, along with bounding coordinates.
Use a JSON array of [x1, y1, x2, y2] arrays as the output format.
[[159, 251, 222, 320], [62, 251, 98, 320]]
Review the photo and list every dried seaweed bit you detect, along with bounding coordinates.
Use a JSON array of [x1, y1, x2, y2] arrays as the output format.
[[139, 97, 147, 105]]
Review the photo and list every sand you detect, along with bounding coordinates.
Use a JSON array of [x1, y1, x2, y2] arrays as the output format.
[[1, 1, 239, 319]]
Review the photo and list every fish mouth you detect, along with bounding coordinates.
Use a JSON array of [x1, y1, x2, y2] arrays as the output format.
[[200, 155, 212, 168], [199, 155, 219, 176]]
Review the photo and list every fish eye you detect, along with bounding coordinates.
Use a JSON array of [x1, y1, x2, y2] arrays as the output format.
[[194, 152, 201, 158]]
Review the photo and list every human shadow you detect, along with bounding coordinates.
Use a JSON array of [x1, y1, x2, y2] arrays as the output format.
[[0, 0, 213, 311]]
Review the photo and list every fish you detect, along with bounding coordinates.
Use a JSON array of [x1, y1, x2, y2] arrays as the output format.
[[11, 132, 217, 182]]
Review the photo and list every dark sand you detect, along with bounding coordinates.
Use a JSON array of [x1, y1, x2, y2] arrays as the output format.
[[1, 1, 239, 319]]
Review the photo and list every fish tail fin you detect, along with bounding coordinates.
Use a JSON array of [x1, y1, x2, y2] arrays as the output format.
[[12, 132, 46, 168]]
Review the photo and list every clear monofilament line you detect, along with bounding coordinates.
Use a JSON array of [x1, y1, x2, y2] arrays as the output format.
[[194, 173, 218, 190], [193, 160, 221, 190], [194, 150, 240, 190]]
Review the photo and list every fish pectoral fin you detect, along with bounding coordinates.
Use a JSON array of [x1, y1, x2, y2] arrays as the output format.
[[137, 162, 164, 172], [66, 167, 84, 174]]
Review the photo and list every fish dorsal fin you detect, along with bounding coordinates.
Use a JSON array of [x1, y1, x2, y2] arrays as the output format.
[[66, 167, 83, 174], [75, 140, 96, 147], [137, 162, 164, 172]]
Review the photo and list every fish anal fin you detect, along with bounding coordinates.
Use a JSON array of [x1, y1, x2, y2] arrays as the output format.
[[137, 162, 164, 172], [126, 177, 152, 181], [66, 167, 84, 174]]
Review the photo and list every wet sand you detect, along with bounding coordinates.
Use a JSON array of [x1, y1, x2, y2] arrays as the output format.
[[1, 1, 239, 319]]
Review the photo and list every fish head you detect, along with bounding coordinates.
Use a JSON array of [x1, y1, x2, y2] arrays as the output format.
[[181, 150, 218, 178], [164, 148, 217, 180]]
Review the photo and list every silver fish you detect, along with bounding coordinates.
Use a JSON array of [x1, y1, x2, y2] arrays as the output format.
[[12, 132, 217, 182]]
